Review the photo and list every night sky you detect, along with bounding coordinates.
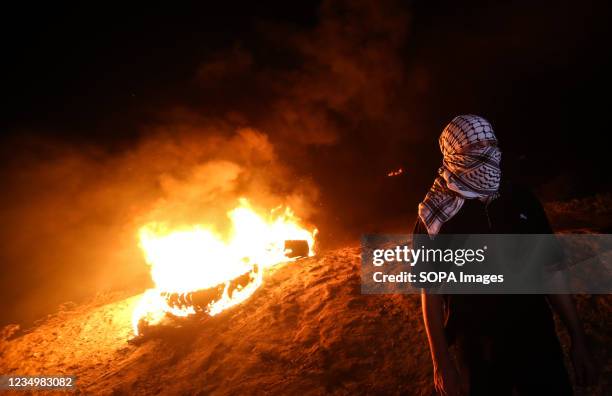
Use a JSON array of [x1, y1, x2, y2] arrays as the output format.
[[0, 0, 608, 325]]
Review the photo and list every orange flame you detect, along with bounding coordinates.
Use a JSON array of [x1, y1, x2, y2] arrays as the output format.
[[387, 167, 403, 177], [132, 198, 316, 335]]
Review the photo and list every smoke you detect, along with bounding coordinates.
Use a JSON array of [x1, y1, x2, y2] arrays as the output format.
[[0, 121, 324, 326], [186, 0, 413, 236], [1, 0, 595, 325], [265, 0, 408, 144], [0, 0, 412, 326], [190, 0, 409, 146], [137, 123, 320, 228]]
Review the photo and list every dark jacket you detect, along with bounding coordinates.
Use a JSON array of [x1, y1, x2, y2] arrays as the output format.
[[412, 182, 558, 342], [413, 182, 573, 395]]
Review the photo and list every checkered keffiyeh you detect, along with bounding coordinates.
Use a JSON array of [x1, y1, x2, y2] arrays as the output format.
[[418, 115, 502, 236]]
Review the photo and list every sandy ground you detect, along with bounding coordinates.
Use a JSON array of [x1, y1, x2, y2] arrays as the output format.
[[1, 246, 610, 395]]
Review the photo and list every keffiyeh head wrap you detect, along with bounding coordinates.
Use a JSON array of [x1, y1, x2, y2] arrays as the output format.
[[418, 115, 502, 236]]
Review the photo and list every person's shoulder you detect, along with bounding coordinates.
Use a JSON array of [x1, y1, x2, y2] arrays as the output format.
[[500, 180, 541, 207], [499, 180, 554, 232]]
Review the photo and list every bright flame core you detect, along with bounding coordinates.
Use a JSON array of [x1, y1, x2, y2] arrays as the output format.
[[132, 198, 316, 335]]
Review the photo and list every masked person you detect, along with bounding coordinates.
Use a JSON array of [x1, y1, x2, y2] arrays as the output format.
[[414, 115, 597, 396]]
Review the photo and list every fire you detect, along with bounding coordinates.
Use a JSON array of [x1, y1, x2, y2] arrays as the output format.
[[387, 168, 403, 177], [132, 198, 316, 335]]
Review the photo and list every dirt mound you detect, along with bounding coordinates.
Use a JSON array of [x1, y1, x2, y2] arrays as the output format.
[[1, 247, 609, 395], [545, 193, 612, 231], [0, 248, 432, 395]]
